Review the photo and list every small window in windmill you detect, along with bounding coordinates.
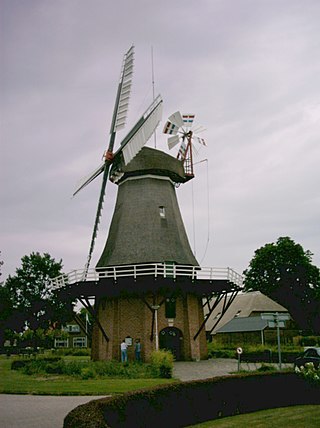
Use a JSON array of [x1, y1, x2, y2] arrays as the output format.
[[159, 206, 166, 218], [165, 297, 176, 318]]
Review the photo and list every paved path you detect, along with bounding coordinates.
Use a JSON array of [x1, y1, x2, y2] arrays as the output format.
[[0, 359, 291, 428], [173, 358, 291, 381], [0, 394, 104, 428]]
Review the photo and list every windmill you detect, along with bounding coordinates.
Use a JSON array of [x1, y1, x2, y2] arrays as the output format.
[[73, 46, 163, 276], [163, 111, 206, 178], [53, 47, 244, 363]]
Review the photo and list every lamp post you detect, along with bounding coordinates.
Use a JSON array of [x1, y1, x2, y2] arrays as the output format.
[[151, 305, 160, 351]]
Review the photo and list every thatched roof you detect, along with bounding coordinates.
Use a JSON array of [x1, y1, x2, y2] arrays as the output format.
[[120, 146, 187, 182], [205, 291, 289, 334], [97, 147, 198, 267]]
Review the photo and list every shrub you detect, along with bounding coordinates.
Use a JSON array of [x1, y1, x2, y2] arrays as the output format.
[[11, 355, 173, 379], [150, 350, 174, 378], [11, 360, 28, 370], [63, 360, 84, 376], [257, 363, 275, 372], [295, 362, 320, 386], [45, 360, 65, 374], [11, 357, 61, 373], [298, 336, 320, 347], [207, 348, 236, 359], [52, 348, 91, 357], [80, 367, 96, 379]]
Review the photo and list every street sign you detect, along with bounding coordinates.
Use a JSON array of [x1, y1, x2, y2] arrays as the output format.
[[267, 321, 285, 328], [236, 347, 243, 371], [261, 312, 290, 321], [261, 314, 276, 321], [260, 312, 290, 370]]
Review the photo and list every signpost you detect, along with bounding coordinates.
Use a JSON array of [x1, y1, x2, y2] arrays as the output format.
[[261, 312, 290, 370], [236, 347, 243, 372]]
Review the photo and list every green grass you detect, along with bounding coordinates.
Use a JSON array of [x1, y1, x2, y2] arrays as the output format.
[[0, 356, 175, 396], [188, 405, 320, 427]]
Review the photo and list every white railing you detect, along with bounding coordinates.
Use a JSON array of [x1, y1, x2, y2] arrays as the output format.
[[49, 263, 243, 290]]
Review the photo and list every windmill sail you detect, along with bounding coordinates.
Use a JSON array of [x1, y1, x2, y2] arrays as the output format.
[[167, 135, 180, 150], [73, 164, 105, 197], [74, 96, 162, 198], [182, 114, 195, 127], [168, 111, 184, 128], [163, 120, 179, 135], [117, 95, 163, 165], [83, 163, 110, 277], [74, 46, 135, 199], [110, 45, 134, 134]]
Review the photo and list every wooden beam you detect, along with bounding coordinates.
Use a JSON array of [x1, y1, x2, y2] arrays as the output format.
[[208, 290, 239, 335], [193, 293, 225, 341], [79, 297, 110, 343]]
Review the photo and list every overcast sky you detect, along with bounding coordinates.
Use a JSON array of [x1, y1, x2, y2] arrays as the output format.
[[1, 0, 320, 282]]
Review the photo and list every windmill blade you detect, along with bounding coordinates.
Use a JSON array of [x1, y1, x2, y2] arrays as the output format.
[[73, 46, 134, 199], [116, 94, 163, 165], [163, 120, 180, 135], [192, 125, 207, 134], [73, 163, 105, 197], [194, 136, 207, 146], [182, 114, 195, 128], [168, 111, 184, 128], [110, 45, 134, 134], [167, 135, 180, 150], [191, 142, 200, 157], [84, 163, 111, 278]]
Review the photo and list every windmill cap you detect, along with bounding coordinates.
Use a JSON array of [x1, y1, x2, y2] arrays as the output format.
[[111, 147, 188, 184]]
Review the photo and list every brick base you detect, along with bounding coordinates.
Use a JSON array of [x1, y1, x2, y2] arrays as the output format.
[[91, 293, 207, 362]]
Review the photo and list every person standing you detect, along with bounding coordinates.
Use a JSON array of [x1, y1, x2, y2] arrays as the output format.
[[120, 339, 128, 363], [135, 339, 141, 362]]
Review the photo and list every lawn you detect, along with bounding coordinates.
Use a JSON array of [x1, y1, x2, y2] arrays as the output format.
[[0, 356, 175, 395], [188, 405, 320, 428]]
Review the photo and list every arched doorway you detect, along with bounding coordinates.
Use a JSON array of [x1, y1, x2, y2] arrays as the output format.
[[159, 327, 183, 360]]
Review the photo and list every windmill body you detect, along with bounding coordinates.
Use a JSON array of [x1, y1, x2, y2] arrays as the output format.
[[92, 146, 207, 361]]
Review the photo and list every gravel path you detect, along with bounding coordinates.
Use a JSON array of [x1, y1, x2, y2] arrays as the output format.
[[173, 358, 290, 381]]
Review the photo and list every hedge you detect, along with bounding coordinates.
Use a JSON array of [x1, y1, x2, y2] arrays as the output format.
[[208, 348, 301, 363], [63, 372, 320, 428], [11, 357, 61, 371], [241, 349, 300, 363]]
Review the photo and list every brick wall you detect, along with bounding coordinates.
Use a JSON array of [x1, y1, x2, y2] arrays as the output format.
[[91, 292, 208, 361]]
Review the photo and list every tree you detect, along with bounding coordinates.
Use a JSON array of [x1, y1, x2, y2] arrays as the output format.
[[243, 237, 320, 334], [0, 284, 16, 346], [3, 252, 75, 334], [0, 251, 4, 282]]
